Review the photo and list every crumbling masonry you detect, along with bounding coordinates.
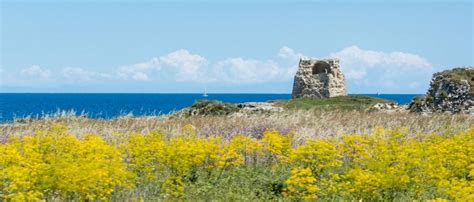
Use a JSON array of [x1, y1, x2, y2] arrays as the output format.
[[292, 58, 347, 98]]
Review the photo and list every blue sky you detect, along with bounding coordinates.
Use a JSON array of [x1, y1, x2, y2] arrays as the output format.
[[1, 0, 472, 93]]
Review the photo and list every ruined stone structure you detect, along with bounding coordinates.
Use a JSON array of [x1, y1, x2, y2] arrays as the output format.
[[409, 67, 473, 114], [292, 58, 347, 98]]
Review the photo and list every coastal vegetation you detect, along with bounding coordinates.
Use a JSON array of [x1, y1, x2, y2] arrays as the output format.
[[1, 123, 472, 201], [185, 100, 241, 116], [1, 95, 473, 201], [273, 95, 394, 110], [3, 103, 472, 142]]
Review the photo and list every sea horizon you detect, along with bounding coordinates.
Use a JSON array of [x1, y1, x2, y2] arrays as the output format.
[[0, 92, 423, 94], [0, 93, 420, 123]]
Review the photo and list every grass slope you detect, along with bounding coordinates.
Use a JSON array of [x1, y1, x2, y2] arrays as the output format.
[[272, 95, 394, 110]]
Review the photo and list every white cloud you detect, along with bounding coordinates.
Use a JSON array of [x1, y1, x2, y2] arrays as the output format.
[[62, 67, 112, 82], [328, 45, 433, 80], [278, 46, 305, 61], [119, 48, 297, 84], [344, 69, 367, 80], [159, 49, 207, 82], [115, 49, 207, 82], [330, 46, 432, 75], [327, 45, 433, 92], [131, 72, 149, 81], [213, 58, 290, 84], [117, 57, 160, 81], [20, 65, 51, 79], [6, 46, 433, 93], [10, 49, 299, 85]]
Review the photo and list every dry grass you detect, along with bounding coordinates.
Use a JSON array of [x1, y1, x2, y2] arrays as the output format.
[[1, 109, 472, 144]]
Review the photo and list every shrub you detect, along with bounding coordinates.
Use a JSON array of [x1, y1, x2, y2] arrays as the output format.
[[0, 124, 131, 201], [1, 124, 473, 201], [187, 100, 240, 116]]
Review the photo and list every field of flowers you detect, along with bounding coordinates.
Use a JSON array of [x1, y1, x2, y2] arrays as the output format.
[[1, 123, 473, 201]]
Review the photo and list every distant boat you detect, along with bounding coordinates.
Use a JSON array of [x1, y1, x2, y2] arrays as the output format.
[[203, 87, 208, 97]]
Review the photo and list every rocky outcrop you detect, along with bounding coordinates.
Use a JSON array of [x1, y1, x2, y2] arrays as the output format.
[[409, 67, 473, 114], [370, 103, 410, 113], [371, 103, 399, 111], [185, 100, 240, 116], [292, 58, 347, 98], [174, 100, 283, 117], [237, 102, 283, 113]]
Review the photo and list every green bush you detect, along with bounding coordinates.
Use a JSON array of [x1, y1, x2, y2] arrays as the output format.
[[188, 100, 240, 116]]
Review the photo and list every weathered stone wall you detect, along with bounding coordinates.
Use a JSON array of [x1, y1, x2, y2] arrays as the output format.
[[409, 67, 473, 114], [292, 58, 347, 98]]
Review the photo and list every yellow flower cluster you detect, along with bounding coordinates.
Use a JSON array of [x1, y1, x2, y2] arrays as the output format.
[[0, 125, 473, 201], [283, 167, 319, 200], [0, 124, 131, 201], [290, 139, 342, 172], [262, 129, 292, 162]]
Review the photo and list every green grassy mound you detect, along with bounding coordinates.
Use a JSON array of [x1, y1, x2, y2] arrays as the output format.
[[187, 100, 240, 116], [272, 95, 395, 110]]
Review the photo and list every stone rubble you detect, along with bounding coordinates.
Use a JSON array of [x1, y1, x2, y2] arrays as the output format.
[[408, 67, 473, 114], [236, 102, 283, 113]]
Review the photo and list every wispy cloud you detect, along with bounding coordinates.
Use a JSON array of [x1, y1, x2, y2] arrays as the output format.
[[112, 48, 294, 84], [114, 49, 208, 82], [329, 45, 432, 80], [213, 58, 288, 84], [159, 49, 208, 82], [12, 49, 297, 85], [117, 58, 160, 81], [20, 65, 51, 79], [278, 46, 305, 61], [330, 46, 431, 68], [328, 45, 433, 92], [6, 46, 434, 93], [62, 67, 112, 82]]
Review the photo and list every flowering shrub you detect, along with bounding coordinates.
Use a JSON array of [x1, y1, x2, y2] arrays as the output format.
[[162, 176, 185, 199], [0, 124, 472, 201], [283, 167, 319, 200], [262, 129, 292, 162], [0, 124, 131, 201], [290, 139, 342, 173]]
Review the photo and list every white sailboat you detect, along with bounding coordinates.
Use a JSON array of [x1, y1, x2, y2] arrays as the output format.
[[203, 87, 208, 97]]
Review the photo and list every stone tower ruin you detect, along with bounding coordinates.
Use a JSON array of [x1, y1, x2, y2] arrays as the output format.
[[292, 58, 347, 98]]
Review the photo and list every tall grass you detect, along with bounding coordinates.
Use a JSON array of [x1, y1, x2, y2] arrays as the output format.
[[1, 109, 472, 142]]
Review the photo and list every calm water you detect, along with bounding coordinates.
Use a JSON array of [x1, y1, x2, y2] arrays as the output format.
[[0, 93, 418, 122]]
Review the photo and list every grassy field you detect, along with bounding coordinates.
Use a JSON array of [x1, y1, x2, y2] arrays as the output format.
[[3, 109, 473, 143], [1, 98, 473, 201], [272, 95, 395, 110]]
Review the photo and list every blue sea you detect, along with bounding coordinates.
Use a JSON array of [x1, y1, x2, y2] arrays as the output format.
[[0, 93, 419, 123]]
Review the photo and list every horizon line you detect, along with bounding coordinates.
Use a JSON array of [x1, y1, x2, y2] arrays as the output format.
[[0, 92, 424, 95]]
